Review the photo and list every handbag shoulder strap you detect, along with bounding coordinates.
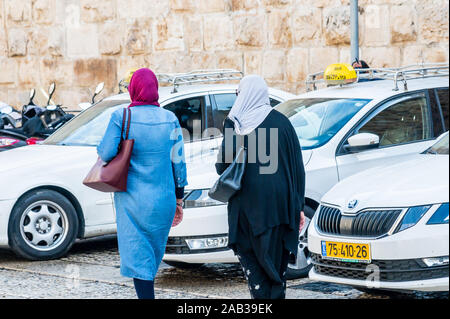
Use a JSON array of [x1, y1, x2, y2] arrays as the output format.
[[120, 108, 132, 141]]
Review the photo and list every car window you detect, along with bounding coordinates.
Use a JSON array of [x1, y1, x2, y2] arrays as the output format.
[[359, 95, 432, 147], [212, 94, 283, 132], [212, 94, 236, 130], [277, 98, 370, 150], [437, 88, 449, 131], [164, 96, 204, 141], [44, 101, 126, 146]]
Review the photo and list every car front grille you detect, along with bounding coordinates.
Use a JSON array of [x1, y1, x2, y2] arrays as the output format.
[[312, 254, 449, 282], [316, 205, 402, 238]]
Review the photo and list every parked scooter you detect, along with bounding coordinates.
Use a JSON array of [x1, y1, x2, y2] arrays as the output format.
[[78, 82, 105, 110], [0, 83, 75, 151]]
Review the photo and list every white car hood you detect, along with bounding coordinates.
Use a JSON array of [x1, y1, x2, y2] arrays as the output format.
[[322, 155, 449, 212], [0, 145, 93, 174]]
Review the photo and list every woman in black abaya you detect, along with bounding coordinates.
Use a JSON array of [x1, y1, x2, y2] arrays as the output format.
[[216, 75, 306, 299]]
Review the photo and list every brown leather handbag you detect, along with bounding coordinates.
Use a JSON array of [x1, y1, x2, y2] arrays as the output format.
[[83, 108, 135, 193]]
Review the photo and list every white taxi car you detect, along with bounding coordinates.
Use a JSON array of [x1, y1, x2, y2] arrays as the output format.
[[308, 132, 449, 292], [0, 70, 294, 261], [163, 64, 449, 279]]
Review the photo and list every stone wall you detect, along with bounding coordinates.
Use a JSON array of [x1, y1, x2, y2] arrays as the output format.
[[0, 0, 449, 108]]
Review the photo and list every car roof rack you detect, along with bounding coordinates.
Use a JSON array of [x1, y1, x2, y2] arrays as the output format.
[[306, 63, 449, 92], [157, 69, 244, 93]]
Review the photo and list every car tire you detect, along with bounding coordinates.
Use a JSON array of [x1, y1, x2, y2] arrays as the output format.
[[286, 205, 316, 280], [164, 261, 205, 269], [8, 190, 79, 261]]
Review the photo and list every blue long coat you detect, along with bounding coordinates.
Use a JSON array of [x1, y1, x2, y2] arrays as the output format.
[[97, 105, 187, 280]]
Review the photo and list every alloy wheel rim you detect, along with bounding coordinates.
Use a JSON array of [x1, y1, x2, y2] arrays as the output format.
[[19, 200, 69, 252], [288, 216, 312, 270]]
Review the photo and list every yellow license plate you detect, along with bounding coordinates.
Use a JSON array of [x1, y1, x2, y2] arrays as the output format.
[[321, 241, 371, 263]]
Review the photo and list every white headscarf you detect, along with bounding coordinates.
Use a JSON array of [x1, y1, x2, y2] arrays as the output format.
[[228, 75, 273, 136]]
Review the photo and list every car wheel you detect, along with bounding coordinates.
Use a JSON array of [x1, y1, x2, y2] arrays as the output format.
[[286, 205, 315, 280], [8, 190, 79, 261], [164, 261, 205, 269]]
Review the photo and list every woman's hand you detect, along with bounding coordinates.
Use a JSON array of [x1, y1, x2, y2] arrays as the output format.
[[299, 211, 306, 233], [172, 199, 184, 227]]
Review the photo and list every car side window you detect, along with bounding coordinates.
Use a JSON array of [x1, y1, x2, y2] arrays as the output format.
[[164, 96, 204, 141], [437, 88, 449, 131], [358, 94, 432, 147], [212, 93, 236, 131], [212, 94, 282, 132]]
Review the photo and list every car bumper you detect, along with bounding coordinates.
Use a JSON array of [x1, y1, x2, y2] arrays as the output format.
[[163, 205, 238, 264], [308, 214, 449, 292], [0, 199, 15, 247], [309, 268, 449, 292]]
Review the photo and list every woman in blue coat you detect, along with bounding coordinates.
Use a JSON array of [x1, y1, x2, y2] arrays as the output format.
[[97, 68, 187, 299]]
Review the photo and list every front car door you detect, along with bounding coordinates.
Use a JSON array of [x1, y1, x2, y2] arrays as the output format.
[[336, 90, 442, 181]]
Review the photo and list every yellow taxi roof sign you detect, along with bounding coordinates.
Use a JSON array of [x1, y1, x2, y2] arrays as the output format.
[[324, 63, 357, 86]]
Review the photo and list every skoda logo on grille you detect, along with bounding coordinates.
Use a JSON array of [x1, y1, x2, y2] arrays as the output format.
[[348, 199, 359, 210]]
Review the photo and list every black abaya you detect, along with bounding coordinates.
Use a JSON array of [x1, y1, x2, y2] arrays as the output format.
[[215, 110, 306, 299]]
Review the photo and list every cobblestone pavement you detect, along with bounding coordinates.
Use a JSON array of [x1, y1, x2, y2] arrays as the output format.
[[0, 236, 447, 299]]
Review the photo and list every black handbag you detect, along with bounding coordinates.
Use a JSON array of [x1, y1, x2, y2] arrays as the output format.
[[208, 145, 247, 203]]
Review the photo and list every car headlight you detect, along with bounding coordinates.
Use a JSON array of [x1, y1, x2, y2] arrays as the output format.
[[395, 205, 431, 233], [427, 203, 449, 225], [0, 136, 19, 148], [185, 236, 229, 250], [183, 189, 225, 209]]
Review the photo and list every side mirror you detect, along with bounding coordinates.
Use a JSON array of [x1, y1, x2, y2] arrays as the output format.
[[95, 82, 105, 95], [48, 82, 56, 95], [47, 82, 56, 106], [92, 82, 105, 104], [344, 133, 380, 153], [29, 89, 36, 101]]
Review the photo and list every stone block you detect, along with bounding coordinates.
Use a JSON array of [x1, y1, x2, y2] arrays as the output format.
[[183, 16, 203, 52], [153, 16, 185, 51], [196, 0, 226, 13], [203, 15, 234, 51], [292, 6, 322, 45], [244, 51, 262, 75], [268, 11, 292, 48], [5, 0, 32, 26], [99, 23, 123, 55], [390, 5, 417, 43], [32, 0, 54, 25], [81, 0, 115, 23], [362, 47, 401, 68], [126, 20, 151, 55], [363, 5, 390, 46], [170, 0, 195, 12], [74, 58, 117, 88], [0, 59, 17, 84], [117, 0, 169, 19], [323, 6, 351, 46], [215, 51, 244, 70], [67, 25, 99, 58], [262, 51, 286, 82], [40, 58, 74, 86], [309, 47, 339, 73], [231, 0, 258, 11], [17, 58, 40, 85], [234, 15, 265, 48], [287, 48, 309, 83], [417, 0, 449, 44], [8, 28, 28, 57]]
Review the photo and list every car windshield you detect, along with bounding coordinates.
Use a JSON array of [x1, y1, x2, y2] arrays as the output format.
[[276, 98, 371, 149], [425, 133, 449, 155], [44, 100, 128, 146]]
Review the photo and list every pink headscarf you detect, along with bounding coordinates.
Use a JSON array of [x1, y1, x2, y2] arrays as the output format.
[[128, 68, 160, 108]]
